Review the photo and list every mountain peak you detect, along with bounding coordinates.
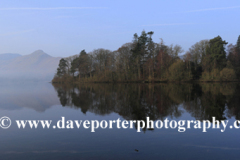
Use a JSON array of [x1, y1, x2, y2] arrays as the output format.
[[30, 50, 51, 57]]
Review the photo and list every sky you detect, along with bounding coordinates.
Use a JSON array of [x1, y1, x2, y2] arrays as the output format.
[[0, 0, 240, 57]]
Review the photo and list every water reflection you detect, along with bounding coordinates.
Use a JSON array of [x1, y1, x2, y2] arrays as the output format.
[[52, 83, 240, 123], [0, 82, 60, 112], [0, 82, 240, 159]]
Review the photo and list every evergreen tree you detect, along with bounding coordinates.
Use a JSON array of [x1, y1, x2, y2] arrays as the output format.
[[70, 57, 79, 76], [80, 49, 87, 57], [130, 30, 153, 79], [56, 58, 68, 77], [70, 50, 90, 78], [236, 35, 240, 54], [205, 36, 228, 70]]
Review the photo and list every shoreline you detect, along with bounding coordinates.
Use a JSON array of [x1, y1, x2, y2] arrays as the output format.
[[51, 79, 240, 84]]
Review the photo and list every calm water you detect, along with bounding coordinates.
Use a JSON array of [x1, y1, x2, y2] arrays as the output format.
[[0, 82, 240, 159]]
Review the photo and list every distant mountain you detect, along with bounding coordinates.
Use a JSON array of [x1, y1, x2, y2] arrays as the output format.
[[0, 53, 22, 65], [0, 50, 61, 81], [0, 53, 22, 61]]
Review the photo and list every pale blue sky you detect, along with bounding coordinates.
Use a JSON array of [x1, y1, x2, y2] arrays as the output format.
[[0, 0, 240, 57]]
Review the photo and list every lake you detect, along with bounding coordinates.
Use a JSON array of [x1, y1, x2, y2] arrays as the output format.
[[0, 82, 240, 159]]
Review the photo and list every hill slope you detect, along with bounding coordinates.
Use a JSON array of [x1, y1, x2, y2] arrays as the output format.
[[0, 50, 61, 81]]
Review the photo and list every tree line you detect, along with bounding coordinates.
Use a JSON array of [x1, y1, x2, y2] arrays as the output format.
[[53, 30, 240, 83]]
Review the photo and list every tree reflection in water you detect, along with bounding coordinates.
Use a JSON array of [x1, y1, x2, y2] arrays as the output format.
[[53, 83, 240, 130]]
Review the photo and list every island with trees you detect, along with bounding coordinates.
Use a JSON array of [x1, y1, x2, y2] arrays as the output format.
[[52, 31, 240, 83]]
